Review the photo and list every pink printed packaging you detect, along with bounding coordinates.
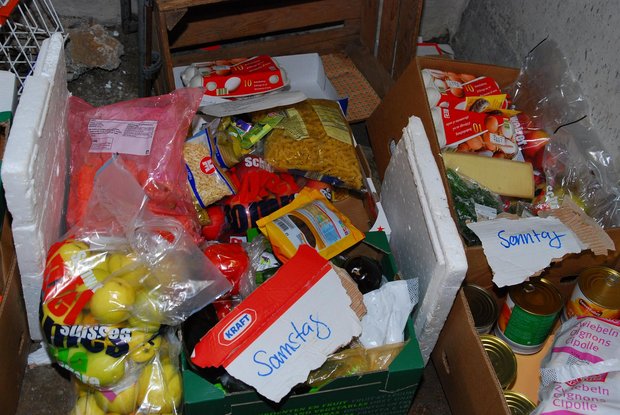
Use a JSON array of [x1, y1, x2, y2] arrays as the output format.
[[534, 316, 620, 414]]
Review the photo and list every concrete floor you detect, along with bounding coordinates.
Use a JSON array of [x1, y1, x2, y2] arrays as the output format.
[[14, 24, 452, 415]]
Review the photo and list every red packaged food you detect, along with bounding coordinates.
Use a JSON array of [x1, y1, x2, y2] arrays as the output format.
[[203, 243, 250, 296], [422, 69, 503, 108], [219, 155, 299, 235], [184, 56, 288, 98], [432, 107, 522, 159]]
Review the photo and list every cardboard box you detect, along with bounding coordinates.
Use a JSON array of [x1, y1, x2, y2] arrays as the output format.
[[182, 232, 424, 415], [0, 212, 30, 415], [0, 68, 29, 415], [367, 55, 620, 283], [368, 56, 620, 415], [184, 321, 422, 415]]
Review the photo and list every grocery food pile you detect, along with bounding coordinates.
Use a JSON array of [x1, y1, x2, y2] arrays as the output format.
[[424, 42, 620, 247], [41, 62, 417, 414], [425, 40, 620, 415]]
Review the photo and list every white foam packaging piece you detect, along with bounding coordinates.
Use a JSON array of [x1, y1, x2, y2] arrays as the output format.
[[381, 116, 468, 363], [1, 33, 69, 340]]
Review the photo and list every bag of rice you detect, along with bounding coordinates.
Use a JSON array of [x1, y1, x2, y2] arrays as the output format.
[[184, 129, 236, 211]]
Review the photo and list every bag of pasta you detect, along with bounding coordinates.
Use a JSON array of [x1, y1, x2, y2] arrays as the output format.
[[258, 99, 364, 190]]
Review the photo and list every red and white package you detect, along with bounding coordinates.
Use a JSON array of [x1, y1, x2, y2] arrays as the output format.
[[431, 107, 524, 159], [534, 317, 620, 415], [422, 69, 503, 108], [182, 56, 288, 98], [191, 246, 363, 403]]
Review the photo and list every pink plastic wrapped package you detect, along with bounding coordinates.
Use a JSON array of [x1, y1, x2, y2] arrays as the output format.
[[66, 88, 204, 241]]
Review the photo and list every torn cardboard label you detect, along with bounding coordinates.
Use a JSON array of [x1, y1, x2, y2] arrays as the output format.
[[467, 217, 584, 287], [468, 199, 616, 287], [191, 245, 364, 403], [540, 197, 616, 257]]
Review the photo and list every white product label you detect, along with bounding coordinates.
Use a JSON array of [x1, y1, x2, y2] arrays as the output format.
[[88, 119, 157, 155], [474, 203, 498, 220], [489, 133, 506, 145], [224, 269, 361, 403], [467, 217, 585, 288]]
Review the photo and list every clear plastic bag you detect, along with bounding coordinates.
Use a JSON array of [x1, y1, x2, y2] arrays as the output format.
[[445, 168, 504, 246], [306, 342, 404, 389], [66, 88, 205, 242], [41, 158, 231, 391], [67, 329, 184, 415], [542, 120, 620, 227], [506, 39, 620, 228]]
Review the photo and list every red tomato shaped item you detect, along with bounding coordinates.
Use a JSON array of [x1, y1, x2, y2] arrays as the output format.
[[203, 243, 249, 295]]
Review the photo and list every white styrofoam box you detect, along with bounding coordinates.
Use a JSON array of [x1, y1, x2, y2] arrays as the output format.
[[1, 33, 69, 340], [381, 116, 467, 363], [173, 53, 339, 106], [0, 71, 17, 117]]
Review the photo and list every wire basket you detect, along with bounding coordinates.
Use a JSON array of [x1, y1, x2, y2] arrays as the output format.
[[0, 0, 64, 93]]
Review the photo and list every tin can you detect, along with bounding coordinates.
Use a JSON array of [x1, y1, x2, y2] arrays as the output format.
[[503, 391, 537, 415], [496, 279, 563, 354], [480, 334, 517, 389], [464, 284, 499, 334], [564, 266, 620, 320]]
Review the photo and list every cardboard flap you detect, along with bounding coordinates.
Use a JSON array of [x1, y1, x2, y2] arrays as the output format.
[[192, 245, 335, 368], [431, 291, 509, 415]]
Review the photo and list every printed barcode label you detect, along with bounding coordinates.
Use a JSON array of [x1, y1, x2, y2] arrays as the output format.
[[275, 217, 291, 231], [88, 119, 157, 155], [273, 216, 308, 250], [474, 203, 498, 220]]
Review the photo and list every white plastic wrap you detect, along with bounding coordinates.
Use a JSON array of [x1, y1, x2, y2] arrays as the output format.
[[359, 279, 418, 348]]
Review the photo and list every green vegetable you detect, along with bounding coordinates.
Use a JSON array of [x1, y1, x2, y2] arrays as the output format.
[[446, 168, 503, 246]]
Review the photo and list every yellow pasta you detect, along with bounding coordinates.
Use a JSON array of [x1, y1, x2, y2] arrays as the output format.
[[260, 99, 363, 189]]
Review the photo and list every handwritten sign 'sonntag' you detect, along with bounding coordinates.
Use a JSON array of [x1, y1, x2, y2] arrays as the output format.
[[467, 217, 585, 287]]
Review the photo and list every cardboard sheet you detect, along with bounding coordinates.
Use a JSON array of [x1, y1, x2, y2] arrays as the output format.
[[467, 217, 584, 287], [192, 246, 363, 403]]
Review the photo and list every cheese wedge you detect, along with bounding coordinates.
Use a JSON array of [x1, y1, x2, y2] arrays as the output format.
[[442, 151, 535, 198]]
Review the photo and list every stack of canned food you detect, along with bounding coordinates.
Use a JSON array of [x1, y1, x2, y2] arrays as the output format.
[[463, 266, 620, 415]]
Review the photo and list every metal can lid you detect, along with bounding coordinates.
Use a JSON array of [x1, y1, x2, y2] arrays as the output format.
[[464, 284, 499, 331], [480, 334, 517, 389], [578, 266, 620, 309], [509, 278, 563, 316], [504, 391, 537, 415]]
